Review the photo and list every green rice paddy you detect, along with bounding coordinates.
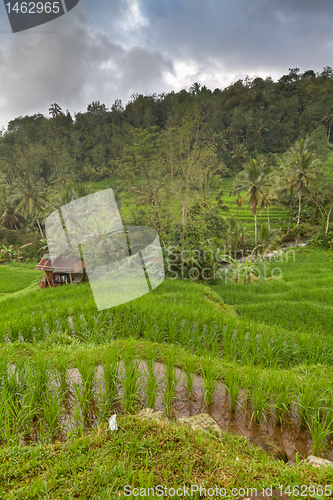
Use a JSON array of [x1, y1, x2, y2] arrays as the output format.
[[212, 247, 333, 335], [84, 176, 290, 232], [0, 246, 332, 497]]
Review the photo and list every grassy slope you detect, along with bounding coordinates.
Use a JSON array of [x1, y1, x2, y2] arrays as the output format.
[[1, 415, 331, 499], [212, 247, 333, 335], [0, 264, 43, 294]]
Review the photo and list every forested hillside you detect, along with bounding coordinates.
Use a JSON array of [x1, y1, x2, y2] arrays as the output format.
[[1, 66, 333, 262]]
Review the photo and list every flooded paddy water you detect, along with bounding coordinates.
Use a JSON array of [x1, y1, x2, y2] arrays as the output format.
[[23, 359, 329, 465]]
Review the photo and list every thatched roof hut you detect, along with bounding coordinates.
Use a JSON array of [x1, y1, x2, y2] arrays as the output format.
[[35, 254, 84, 288]]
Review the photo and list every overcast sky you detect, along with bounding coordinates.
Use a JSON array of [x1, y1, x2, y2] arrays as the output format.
[[0, 0, 333, 129]]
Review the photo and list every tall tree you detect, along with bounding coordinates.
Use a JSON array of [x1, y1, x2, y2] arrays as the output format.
[[14, 175, 49, 238], [258, 169, 278, 230], [233, 159, 273, 250], [284, 139, 320, 244], [322, 109, 333, 142], [0, 187, 23, 232], [164, 103, 219, 245]]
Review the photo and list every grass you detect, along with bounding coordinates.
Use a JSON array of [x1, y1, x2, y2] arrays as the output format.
[[2, 250, 333, 495], [0, 264, 42, 294], [2, 415, 332, 499], [212, 247, 333, 336], [0, 340, 332, 495]]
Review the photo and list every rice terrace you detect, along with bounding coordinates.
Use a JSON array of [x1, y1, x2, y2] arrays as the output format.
[[2, 70, 333, 498]]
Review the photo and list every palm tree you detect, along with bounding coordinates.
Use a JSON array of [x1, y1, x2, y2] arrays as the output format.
[[233, 159, 273, 251], [254, 223, 281, 257], [50, 167, 75, 188], [276, 177, 294, 236], [58, 185, 78, 206], [190, 82, 202, 97], [258, 174, 278, 230], [0, 188, 23, 232], [284, 142, 320, 245], [322, 109, 333, 142], [83, 162, 96, 187], [14, 175, 49, 239], [198, 174, 229, 213]]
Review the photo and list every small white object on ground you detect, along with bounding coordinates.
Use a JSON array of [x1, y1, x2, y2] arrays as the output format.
[[108, 414, 118, 431]]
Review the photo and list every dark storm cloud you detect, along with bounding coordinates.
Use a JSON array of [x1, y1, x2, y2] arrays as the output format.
[[0, 3, 174, 128], [1, 0, 333, 128], [139, 0, 333, 80]]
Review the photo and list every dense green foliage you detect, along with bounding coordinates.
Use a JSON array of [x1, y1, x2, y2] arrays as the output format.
[[1, 67, 333, 260], [2, 67, 333, 183]]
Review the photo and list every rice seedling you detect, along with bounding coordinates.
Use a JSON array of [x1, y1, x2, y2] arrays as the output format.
[[200, 357, 220, 409], [162, 350, 180, 419], [145, 355, 160, 409], [162, 384, 174, 420], [142, 315, 155, 343], [28, 356, 52, 416], [40, 388, 63, 443], [2, 386, 30, 444], [4, 360, 27, 403], [247, 372, 273, 425], [183, 356, 196, 400], [131, 313, 144, 340], [166, 313, 178, 344], [70, 382, 84, 438], [18, 388, 41, 441], [296, 376, 321, 430], [103, 349, 120, 402], [308, 409, 333, 457], [0, 357, 8, 390], [98, 350, 120, 421], [77, 353, 98, 405], [224, 370, 242, 413], [54, 355, 72, 397], [273, 375, 295, 425], [120, 352, 142, 414], [222, 324, 238, 361]]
